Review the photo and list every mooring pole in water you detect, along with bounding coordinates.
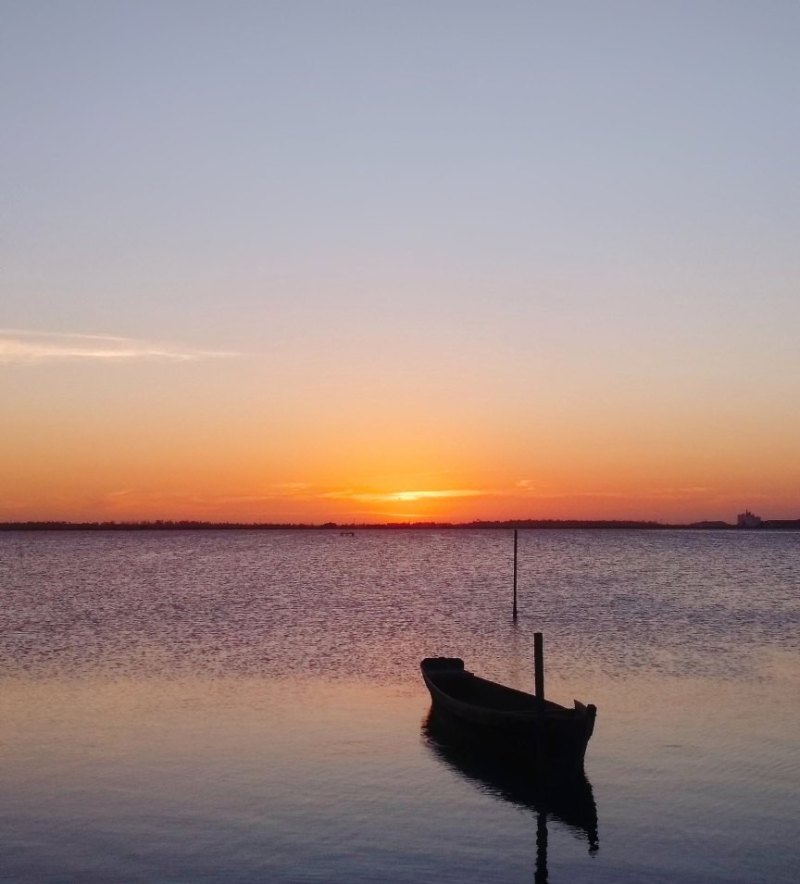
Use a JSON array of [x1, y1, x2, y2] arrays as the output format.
[[512, 529, 518, 621]]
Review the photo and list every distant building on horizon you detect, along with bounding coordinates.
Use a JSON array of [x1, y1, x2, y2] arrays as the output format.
[[737, 510, 762, 528]]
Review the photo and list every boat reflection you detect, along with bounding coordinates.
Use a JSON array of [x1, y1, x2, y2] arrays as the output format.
[[422, 709, 599, 862]]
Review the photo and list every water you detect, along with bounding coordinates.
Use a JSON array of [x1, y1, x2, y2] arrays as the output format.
[[1, 528, 798, 882]]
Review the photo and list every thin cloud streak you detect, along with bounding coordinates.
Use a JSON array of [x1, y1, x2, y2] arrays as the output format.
[[322, 489, 485, 503], [0, 330, 238, 365]]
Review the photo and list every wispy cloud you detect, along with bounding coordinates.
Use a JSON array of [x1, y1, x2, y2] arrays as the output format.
[[0, 329, 237, 365], [512, 481, 627, 500], [322, 489, 485, 502], [643, 486, 712, 500], [216, 484, 314, 504]]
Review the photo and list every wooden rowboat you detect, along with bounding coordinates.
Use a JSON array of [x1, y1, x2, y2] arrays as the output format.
[[420, 656, 597, 766]]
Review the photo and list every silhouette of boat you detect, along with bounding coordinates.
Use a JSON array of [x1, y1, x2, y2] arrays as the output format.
[[423, 709, 599, 855], [420, 657, 596, 767]]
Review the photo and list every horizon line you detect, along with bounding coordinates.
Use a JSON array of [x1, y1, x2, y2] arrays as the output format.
[[2, 517, 799, 532]]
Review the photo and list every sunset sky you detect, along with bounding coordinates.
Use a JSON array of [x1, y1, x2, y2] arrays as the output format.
[[3, 2, 799, 524]]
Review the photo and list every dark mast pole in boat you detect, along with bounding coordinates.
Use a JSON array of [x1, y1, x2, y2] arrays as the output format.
[[512, 528, 518, 621], [534, 631, 547, 767], [534, 631, 545, 706]]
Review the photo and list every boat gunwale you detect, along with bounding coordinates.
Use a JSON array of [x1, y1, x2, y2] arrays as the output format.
[[421, 661, 589, 722]]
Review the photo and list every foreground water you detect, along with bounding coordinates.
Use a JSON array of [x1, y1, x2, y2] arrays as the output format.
[[1, 528, 798, 882]]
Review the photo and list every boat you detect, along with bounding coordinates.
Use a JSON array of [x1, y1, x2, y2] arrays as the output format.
[[420, 656, 596, 766]]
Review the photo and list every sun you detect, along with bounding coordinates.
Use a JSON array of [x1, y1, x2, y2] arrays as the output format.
[[391, 491, 420, 502]]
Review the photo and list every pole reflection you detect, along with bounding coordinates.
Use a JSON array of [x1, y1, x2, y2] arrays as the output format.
[[422, 708, 599, 882]]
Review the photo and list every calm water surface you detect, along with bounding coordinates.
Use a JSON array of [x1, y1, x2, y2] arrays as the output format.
[[1, 529, 798, 882]]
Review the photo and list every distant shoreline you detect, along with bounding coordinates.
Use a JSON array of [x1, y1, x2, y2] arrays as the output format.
[[2, 519, 799, 531]]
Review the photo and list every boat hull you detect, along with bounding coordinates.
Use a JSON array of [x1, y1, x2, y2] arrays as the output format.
[[421, 657, 596, 767]]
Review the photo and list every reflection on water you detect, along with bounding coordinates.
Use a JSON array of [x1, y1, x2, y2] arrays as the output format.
[[422, 710, 599, 853], [2, 528, 798, 686], [0, 529, 798, 882], [423, 708, 598, 883]]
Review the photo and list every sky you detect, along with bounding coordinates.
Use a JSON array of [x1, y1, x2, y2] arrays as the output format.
[[2, 1, 799, 524]]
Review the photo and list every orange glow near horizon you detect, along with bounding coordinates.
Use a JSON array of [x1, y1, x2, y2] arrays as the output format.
[[3, 464, 799, 525], [3, 346, 800, 525]]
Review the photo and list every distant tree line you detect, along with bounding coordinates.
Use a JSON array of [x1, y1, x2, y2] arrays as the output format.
[[1, 517, 798, 532]]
